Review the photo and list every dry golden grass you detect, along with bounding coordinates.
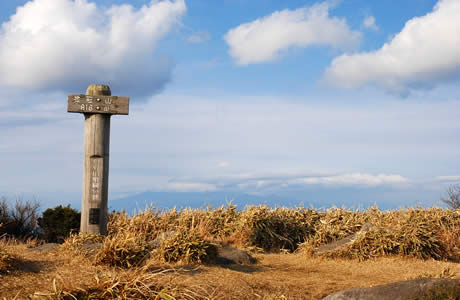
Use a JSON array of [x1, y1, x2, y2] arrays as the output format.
[[0, 206, 458, 299], [0, 243, 458, 299], [300, 207, 459, 261], [0, 240, 13, 274], [152, 230, 219, 265], [94, 230, 151, 268], [99, 205, 459, 262]]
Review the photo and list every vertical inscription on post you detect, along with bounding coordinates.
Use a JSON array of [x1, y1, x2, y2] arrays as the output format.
[[67, 84, 129, 235], [90, 157, 102, 204]]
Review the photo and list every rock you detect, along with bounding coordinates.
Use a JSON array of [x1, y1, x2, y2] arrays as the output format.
[[315, 223, 372, 256], [215, 245, 257, 265], [322, 278, 460, 300]]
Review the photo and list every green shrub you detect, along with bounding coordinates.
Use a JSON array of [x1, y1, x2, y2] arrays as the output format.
[[38, 205, 80, 242]]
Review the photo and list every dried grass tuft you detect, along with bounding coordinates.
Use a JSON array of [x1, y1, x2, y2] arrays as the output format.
[[34, 272, 183, 300], [89, 207, 225, 267], [300, 207, 459, 261], [60, 206, 459, 268], [94, 230, 151, 268], [0, 245, 13, 273], [238, 205, 319, 252], [60, 232, 104, 257], [153, 229, 219, 264], [0, 234, 17, 274]]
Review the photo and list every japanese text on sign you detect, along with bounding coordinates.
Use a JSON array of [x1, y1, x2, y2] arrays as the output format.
[[67, 94, 129, 115]]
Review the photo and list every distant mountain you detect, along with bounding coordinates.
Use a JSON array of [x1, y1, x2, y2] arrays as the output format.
[[108, 186, 441, 213], [109, 191, 296, 212]]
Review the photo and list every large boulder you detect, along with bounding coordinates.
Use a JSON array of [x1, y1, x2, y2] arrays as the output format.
[[322, 278, 460, 300]]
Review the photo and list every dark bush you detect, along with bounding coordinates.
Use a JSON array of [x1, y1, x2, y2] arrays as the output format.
[[0, 196, 40, 238], [0, 198, 9, 226], [38, 205, 80, 242], [442, 184, 460, 209]]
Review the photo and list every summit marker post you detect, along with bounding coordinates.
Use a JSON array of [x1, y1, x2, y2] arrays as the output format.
[[68, 84, 129, 235]]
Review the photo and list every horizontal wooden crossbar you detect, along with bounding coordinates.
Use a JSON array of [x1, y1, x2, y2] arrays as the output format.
[[67, 94, 129, 115]]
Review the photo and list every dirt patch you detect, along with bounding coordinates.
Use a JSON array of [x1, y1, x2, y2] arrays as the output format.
[[0, 243, 459, 299], [27, 243, 60, 252]]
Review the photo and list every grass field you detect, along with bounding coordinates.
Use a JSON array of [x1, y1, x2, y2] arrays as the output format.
[[0, 205, 459, 299]]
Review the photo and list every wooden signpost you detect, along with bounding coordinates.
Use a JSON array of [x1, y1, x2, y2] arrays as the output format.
[[68, 84, 129, 235]]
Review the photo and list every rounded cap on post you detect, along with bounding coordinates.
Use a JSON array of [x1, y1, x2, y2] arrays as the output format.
[[86, 84, 111, 96]]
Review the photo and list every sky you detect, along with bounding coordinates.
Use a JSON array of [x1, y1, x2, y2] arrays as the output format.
[[0, 0, 459, 210]]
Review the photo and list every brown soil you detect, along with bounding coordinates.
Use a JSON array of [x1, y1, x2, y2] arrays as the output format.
[[0, 242, 459, 299]]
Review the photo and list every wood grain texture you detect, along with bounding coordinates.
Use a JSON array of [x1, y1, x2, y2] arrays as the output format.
[[80, 84, 112, 235]]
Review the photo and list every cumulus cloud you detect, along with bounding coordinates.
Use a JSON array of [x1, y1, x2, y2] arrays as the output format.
[[0, 0, 186, 96], [185, 30, 211, 43], [363, 16, 378, 30], [224, 1, 361, 65], [325, 0, 460, 95]]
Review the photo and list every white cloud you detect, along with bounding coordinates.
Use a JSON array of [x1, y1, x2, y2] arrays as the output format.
[[169, 172, 409, 193], [185, 30, 211, 43], [363, 15, 378, 30], [295, 173, 408, 187], [2, 91, 460, 199], [224, 1, 361, 65], [165, 182, 217, 192], [436, 176, 460, 182], [325, 0, 460, 95], [236, 179, 280, 190], [0, 0, 186, 96]]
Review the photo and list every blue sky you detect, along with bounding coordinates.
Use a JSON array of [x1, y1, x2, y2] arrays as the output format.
[[0, 0, 459, 210]]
